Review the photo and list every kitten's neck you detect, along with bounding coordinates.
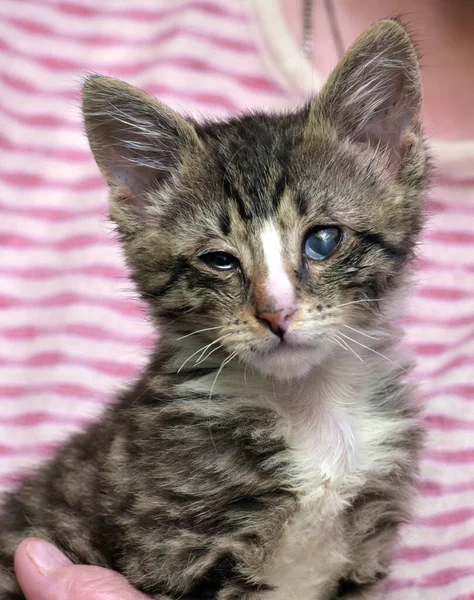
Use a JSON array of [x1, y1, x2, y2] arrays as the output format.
[[161, 324, 405, 411]]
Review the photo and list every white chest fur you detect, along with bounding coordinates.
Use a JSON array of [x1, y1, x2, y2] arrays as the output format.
[[262, 496, 351, 600], [260, 409, 360, 600], [258, 358, 408, 600], [183, 345, 413, 599]]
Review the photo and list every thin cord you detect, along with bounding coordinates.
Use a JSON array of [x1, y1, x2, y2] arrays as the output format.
[[302, 0, 345, 62], [323, 0, 345, 59], [302, 0, 314, 61]]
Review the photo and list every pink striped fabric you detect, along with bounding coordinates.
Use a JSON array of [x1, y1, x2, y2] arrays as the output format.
[[1, 1, 474, 597]]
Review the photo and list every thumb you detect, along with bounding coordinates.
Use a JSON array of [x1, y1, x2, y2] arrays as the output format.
[[15, 538, 148, 600]]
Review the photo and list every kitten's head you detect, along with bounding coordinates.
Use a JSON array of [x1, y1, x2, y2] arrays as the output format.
[[83, 20, 429, 380]]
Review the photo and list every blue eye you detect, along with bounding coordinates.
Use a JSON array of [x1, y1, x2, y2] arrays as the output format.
[[304, 228, 342, 261], [200, 252, 240, 271]]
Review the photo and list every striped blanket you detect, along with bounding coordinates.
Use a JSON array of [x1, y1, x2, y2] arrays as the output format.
[[1, 1, 473, 597]]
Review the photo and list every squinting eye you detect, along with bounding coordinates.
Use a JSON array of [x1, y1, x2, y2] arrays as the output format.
[[304, 227, 342, 261], [200, 252, 240, 271]]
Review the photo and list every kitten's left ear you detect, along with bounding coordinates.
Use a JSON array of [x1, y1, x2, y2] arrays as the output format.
[[314, 19, 422, 175], [82, 76, 201, 228]]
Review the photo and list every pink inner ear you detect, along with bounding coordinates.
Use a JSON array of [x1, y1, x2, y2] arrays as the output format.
[[109, 159, 159, 197], [358, 75, 411, 143], [354, 74, 416, 177], [102, 120, 181, 201], [83, 77, 200, 217], [314, 21, 422, 179]]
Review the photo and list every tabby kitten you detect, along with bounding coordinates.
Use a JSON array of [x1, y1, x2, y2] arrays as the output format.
[[0, 20, 429, 600]]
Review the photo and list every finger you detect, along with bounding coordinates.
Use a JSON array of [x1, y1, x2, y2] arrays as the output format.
[[15, 538, 148, 600]]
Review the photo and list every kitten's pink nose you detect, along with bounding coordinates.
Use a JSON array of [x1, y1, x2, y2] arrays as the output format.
[[257, 306, 298, 338]]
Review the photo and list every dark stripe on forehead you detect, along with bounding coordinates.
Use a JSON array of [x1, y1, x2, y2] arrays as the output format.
[[222, 177, 252, 221], [356, 231, 405, 260], [218, 209, 231, 236], [294, 192, 308, 216], [272, 173, 286, 211]]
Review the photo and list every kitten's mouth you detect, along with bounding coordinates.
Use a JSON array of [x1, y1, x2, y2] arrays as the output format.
[[263, 339, 315, 355], [249, 337, 327, 380]]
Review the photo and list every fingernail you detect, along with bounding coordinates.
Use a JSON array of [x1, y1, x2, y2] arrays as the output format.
[[26, 539, 72, 575]]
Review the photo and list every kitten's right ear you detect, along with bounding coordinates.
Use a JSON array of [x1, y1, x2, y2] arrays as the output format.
[[313, 19, 422, 177], [82, 76, 201, 226]]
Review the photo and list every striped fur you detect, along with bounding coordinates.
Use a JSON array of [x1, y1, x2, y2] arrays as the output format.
[[0, 18, 431, 600]]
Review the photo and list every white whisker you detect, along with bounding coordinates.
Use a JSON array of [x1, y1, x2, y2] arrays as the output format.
[[195, 343, 224, 365], [206, 351, 237, 450], [334, 335, 364, 362], [176, 326, 224, 341], [331, 335, 347, 352], [338, 332, 407, 373], [177, 335, 228, 373], [209, 352, 238, 401], [343, 324, 380, 341], [194, 336, 228, 363], [334, 298, 383, 309]]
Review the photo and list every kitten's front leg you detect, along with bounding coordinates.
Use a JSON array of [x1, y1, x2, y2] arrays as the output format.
[[331, 478, 417, 600]]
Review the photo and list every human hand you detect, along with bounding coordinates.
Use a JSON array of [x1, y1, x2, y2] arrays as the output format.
[[15, 538, 149, 600]]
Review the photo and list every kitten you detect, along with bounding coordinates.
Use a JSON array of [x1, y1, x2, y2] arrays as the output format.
[[0, 20, 429, 600]]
